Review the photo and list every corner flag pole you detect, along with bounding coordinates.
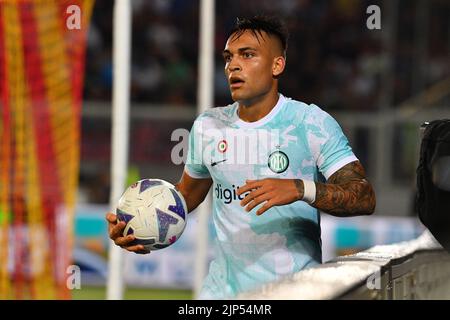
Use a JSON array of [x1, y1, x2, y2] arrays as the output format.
[[194, 0, 215, 299], [106, 0, 132, 300]]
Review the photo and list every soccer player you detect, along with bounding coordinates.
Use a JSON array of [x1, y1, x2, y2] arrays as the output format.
[[106, 16, 376, 299]]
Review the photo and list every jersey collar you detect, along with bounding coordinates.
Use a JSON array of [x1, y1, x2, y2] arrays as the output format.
[[234, 93, 286, 128]]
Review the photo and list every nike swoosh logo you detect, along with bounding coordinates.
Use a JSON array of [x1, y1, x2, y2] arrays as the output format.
[[211, 159, 227, 167]]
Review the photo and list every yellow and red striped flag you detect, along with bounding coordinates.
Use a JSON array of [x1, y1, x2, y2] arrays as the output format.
[[0, 0, 94, 299]]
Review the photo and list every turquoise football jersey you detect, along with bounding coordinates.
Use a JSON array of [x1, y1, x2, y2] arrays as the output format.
[[185, 94, 358, 299]]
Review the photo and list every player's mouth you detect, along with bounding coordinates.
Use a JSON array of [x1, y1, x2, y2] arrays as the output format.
[[229, 76, 245, 89]]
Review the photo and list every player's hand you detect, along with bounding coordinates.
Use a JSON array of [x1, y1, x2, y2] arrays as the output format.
[[237, 179, 302, 215], [106, 212, 150, 254]]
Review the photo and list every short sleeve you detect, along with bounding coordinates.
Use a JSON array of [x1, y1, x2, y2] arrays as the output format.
[[305, 104, 358, 180], [185, 118, 211, 179]]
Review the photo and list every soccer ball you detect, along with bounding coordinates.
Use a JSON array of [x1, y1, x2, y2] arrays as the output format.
[[116, 179, 188, 251]]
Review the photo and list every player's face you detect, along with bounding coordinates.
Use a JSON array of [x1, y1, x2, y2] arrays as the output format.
[[223, 30, 280, 103]]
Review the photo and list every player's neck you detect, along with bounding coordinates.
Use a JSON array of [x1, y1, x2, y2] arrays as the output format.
[[237, 90, 280, 123]]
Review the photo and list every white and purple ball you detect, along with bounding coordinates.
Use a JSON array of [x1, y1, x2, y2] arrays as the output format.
[[116, 179, 187, 250]]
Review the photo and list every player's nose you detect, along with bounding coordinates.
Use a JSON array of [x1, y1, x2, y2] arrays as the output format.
[[227, 60, 242, 73]]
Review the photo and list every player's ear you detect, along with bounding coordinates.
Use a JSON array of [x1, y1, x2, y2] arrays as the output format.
[[272, 56, 286, 78]]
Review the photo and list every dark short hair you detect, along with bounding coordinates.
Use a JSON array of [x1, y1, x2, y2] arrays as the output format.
[[228, 15, 289, 57]]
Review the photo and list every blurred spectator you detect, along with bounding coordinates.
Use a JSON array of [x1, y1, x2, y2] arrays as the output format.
[[84, 0, 449, 111]]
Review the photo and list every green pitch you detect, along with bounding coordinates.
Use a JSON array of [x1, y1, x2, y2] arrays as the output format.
[[72, 286, 193, 300]]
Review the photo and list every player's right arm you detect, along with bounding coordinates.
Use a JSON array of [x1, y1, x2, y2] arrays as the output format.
[[106, 171, 212, 254], [177, 116, 213, 212], [174, 170, 213, 213], [107, 115, 212, 253]]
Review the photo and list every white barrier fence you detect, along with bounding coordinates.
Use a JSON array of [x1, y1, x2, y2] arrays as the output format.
[[238, 230, 450, 300]]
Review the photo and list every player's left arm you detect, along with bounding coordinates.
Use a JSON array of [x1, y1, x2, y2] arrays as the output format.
[[237, 160, 376, 217], [307, 160, 376, 217]]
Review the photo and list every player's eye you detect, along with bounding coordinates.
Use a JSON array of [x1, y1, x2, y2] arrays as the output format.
[[223, 55, 231, 63], [243, 52, 254, 58]]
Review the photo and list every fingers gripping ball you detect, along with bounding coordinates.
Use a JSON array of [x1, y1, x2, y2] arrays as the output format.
[[116, 179, 188, 250]]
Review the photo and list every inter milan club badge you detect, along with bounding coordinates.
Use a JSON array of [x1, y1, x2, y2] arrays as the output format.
[[218, 140, 228, 153], [268, 150, 289, 173]]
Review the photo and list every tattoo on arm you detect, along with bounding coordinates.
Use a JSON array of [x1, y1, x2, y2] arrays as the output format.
[[295, 161, 376, 217], [294, 179, 304, 199]]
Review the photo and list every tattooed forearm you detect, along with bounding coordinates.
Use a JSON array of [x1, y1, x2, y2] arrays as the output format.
[[294, 179, 304, 199], [313, 179, 375, 216], [296, 161, 376, 217]]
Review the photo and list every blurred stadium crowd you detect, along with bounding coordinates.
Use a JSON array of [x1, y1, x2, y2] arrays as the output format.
[[84, 0, 449, 109]]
